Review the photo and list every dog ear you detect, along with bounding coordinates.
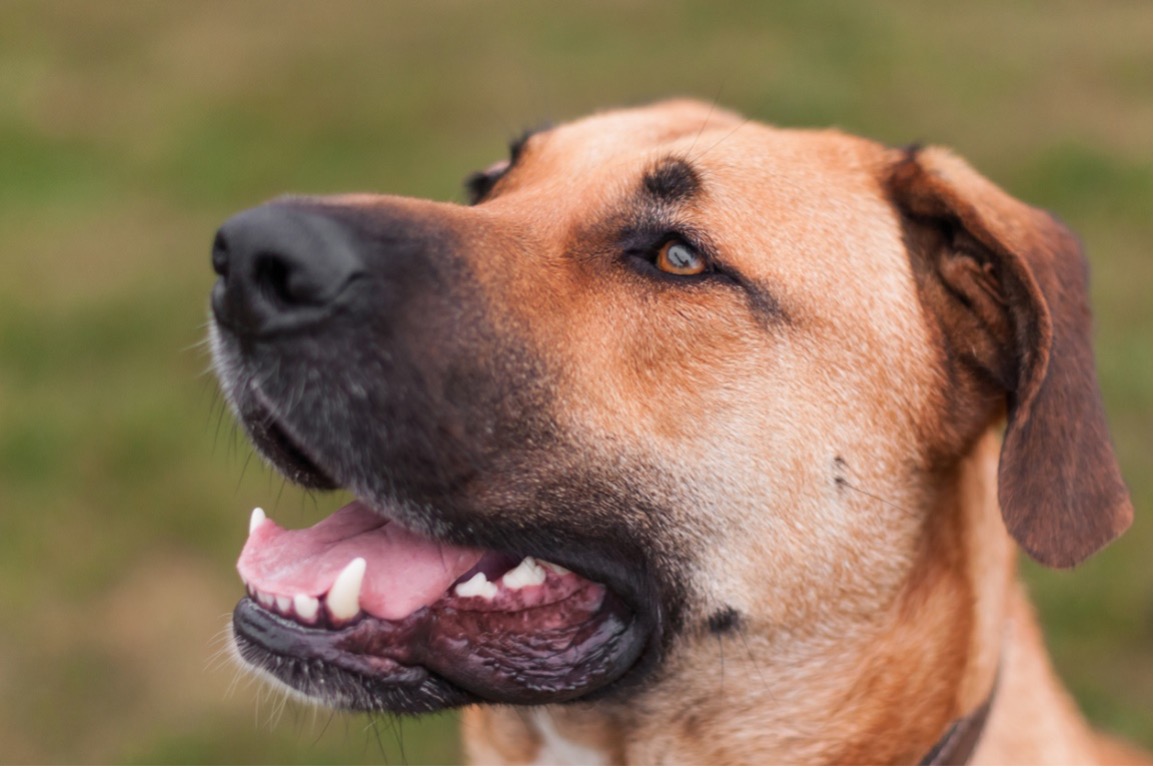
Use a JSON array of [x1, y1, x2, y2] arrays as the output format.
[[887, 146, 1132, 568]]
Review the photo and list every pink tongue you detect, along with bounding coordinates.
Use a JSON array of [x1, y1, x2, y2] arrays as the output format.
[[237, 501, 485, 620]]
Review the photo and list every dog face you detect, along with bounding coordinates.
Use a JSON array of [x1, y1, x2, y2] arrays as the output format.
[[210, 101, 1129, 739]]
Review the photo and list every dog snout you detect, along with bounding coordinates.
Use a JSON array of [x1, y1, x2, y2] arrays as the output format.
[[211, 202, 365, 336]]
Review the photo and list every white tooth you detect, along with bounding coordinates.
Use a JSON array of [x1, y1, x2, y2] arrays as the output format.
[[294, 593, 319, 623], [256, 590, 274, 607], [327, 557, 366, 621], [275, 595, 291, 613], [454, 572, 498, 599], [249, 507, 267, 534], [543, 560, 571, 576], [502, 556, 547, 589]]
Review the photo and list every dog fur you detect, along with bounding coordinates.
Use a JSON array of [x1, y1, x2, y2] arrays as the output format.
[[212, 100, 1141, 764]]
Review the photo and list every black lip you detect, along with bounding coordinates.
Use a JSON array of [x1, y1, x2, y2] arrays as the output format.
[[240, 385, 339, 489], [234, 572, 650, 709], [233, 599, 476, 713]]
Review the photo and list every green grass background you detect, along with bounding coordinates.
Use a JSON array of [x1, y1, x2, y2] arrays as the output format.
[[0, 1, 1148, 763]]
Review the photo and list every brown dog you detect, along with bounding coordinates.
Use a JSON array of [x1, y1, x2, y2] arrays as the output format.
[[210, 100, 1140, 764]]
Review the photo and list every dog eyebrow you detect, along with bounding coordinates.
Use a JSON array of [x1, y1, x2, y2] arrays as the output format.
[[641, 157, 701, 204]]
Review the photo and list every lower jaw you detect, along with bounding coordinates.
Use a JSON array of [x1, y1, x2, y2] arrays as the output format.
[[232, 600, 474, 712], [231, 587, 648, 710]]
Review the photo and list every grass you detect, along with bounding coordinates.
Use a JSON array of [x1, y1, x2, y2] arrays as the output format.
[[0, 1, 1148, 762]]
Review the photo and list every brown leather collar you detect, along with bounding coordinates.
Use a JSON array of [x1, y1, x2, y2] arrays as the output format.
[[918, 675, 998, 766]]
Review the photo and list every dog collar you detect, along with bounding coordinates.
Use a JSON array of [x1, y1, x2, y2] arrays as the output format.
[[918, 675, 998, 766]]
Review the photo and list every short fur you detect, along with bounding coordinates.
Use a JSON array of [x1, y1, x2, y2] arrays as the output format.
[[213, 101, 1141, 764], [453, 102, 1138, 763]]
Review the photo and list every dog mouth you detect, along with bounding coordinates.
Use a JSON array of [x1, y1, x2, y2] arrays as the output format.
[[227, 392, 651, 712], [235, 500, 637, 708]]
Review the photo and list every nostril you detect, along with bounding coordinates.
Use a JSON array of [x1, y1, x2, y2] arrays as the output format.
[[251, 250, 340, 308], [212, 231, 230, 277], [211, 203, 365, 335], [252, 251, 295, 307]]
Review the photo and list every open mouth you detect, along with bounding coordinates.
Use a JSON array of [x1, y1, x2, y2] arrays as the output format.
[[228, 400, 651, 712], [235, 500, 638, 709]]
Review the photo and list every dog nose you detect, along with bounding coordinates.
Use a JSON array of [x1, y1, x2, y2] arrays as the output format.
[[211, 203, 365, 335]]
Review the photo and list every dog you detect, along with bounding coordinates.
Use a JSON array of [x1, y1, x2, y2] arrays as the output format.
[[209, 100, 1141, 764]]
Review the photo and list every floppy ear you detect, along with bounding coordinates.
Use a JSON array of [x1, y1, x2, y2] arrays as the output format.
[[888, 146, 1132, 568]]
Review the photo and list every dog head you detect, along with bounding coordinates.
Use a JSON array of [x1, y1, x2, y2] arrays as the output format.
[[210, 100, 1130, 729]]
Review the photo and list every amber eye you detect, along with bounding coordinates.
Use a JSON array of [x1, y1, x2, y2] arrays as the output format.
[[655, 240, 707, 276]]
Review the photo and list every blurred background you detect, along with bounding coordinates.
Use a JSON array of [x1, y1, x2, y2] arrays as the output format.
[[0, 0, 1149, 763]]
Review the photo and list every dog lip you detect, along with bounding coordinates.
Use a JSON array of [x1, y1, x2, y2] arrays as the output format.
[[233, 516, 659, 707], [231, 599, 463, 713], [232, 571, 646, 708], [240, 382, 340, 489]]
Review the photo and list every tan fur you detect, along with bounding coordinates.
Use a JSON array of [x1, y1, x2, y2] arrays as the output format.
[[434, 101, 1138, 763]]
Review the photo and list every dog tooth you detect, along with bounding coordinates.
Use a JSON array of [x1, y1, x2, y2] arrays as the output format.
[[454, 572, 499, 599], [542, 560, 571, 576], [249, 507, 267, 534], [294, 593, 319, 623], [256, 590, 274, 607], [327, 557, 366, 622], [502, 556, 547, 589], [275, 595, 291, 613]]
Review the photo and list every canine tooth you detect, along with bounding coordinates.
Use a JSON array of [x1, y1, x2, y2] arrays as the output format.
[[249, 507, 267, 534], [275, 595, 291, 613], [327, 557, 366, 621], [454, 572, 498, 599], [294, 593, 319, 623], [502, 556, 547, 589], [543, 560, 571, 576]]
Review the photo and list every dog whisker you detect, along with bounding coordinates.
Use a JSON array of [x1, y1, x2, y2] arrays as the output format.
[[206, 626, 240, 673], [375, 714, 405, 763], [715, 634, 726, 691], [273, 474, 288, 513], [270, 686, 292, 731], [836, 478, 918, 518], [234, 449, 256, 495], [687, 117, 750, 166], [180, 335, 214, 355], [211, 394, 230, 455], [683, 83, 726, 161], [311, 708, 338, 749], [735, 628, 771, 693]]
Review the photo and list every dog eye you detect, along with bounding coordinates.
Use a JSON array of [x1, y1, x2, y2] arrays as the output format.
[[655, 240, 707, 276]]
